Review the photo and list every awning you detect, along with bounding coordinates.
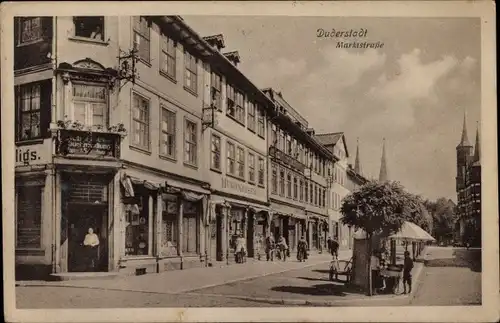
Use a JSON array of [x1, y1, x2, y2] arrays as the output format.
[[389, 221, 436, 242], [166, 179, 210, 195], [213, 195, 269, 212], [129, 176, 162, 190]]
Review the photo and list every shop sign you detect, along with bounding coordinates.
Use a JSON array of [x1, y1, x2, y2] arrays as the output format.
[[221, 177, 257, 195], [56, 129, 120, 158], [269, 146, 305, 172], [15, 142, 50, 166]]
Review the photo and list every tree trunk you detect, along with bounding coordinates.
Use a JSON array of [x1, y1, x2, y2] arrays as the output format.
[[367, 233, 373, 296], [390, 239, 396, 265]]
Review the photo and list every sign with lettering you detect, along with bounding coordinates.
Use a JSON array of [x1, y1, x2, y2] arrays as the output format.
[[15, 141, 50, 167], [221, 177, 257, 195], [57, 129, 120, 158], [269, 146, 305, 172]]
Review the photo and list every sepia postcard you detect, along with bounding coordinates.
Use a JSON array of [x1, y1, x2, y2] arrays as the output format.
[[1, 1, 498, 322]]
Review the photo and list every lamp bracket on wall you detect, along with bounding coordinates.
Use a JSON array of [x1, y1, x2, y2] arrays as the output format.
[[117, 47, 140, 88]]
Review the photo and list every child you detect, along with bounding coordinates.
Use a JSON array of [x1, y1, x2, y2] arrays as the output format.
[[403, 250, 414, 294]]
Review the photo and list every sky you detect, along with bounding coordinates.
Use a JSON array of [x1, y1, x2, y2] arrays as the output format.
[[183, 16, 481, 202]]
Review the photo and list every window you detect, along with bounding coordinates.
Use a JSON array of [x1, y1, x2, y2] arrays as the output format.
[[305, 180, 309, 203], [161, 198, 178, 256], [211, 73, 222, 111], [247, 101, 256, 132], [227, 142, 236, 175], [279, 169, 285, 196], [160, 107, 176, 158], [271, 164, 278, 194], [248, 153, 256, 183], [73, 16, 104, 41], [286, 136, 292, 155], [237, 147, 245, 178], [287, 173, 292, 198], [310, 183, 313, 204], [226, 84, 236, 118], [73, 83, 108, 128], [17, 83, 41, 140], [314, 186, 318, 206], [184, 50, 198, 94], [257, 107, 265, 138], [258, 157, 265, 186], [279, 130, 285, 151], [19, 17, 42, 44], [184, 119, 197, 166], [271, 125, 277, 145], [132, 93, 150, 149], [211, 134, 221, 170], [16, 185, 42, 248], [133, 16, 150, 62], [293, 177, 298, 200], [160, 33, 176, 79], [299, 180, 304, 202]]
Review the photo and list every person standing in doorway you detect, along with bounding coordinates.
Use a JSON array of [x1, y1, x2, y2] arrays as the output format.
[[403, 250, 414, 294], [83, 227, 100, 271]]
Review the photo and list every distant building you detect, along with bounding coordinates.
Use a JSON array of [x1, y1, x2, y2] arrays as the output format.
[[455, 113, 481, 247]]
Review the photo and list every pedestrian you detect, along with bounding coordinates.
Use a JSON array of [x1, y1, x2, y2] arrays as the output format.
[[235, 234, 247, 263], [277, 236, 288, 261], [265, 234, 275, 261], [83, 227, 100, 271], [327, 236, 333, 255], [403, 250, 414, 294], [370, 249, 381, 294], [331, 238, 339, 258], [297, 235, 308, 262]]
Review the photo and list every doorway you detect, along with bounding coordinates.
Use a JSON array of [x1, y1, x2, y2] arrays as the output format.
[[216, 212, 223, 261], [246, 213, 254, 258], [67, 203, 108, 272]]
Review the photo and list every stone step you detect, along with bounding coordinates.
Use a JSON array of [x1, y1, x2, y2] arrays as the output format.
[[50, 272, 120, 281]]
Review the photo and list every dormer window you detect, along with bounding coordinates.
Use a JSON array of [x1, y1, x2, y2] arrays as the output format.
[[73, 16, 104, 41]]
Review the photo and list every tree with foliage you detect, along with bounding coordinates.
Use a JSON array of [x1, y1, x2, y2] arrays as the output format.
[[423, 198, 457, 244], [340, 180, 422, 295]]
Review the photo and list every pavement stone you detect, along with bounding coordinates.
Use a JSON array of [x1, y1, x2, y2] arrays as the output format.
[[16, 250, 352, 295]]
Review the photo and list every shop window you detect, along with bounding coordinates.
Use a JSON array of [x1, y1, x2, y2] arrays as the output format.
[[211, 72, 222, 111], [73, 16, 104, 41], [211, 134, 221, 171], [161, 198, 178, 256], [160, 33, 176, 79], [182, 201, 199, 254], [133, 16, 150, 63], [247, 101, 256, 132], [258, 157, 265, 186], [16, 185, 42, 249], [184, 119, 198, 166], [248, 152, 256, 183], [184, 50, 198, 94], [125, 192, 149, 256], [160, 106, 176, 159], [72, 83, 108, 128], [18, 17, 42, 45], [132, 93, 150, 150]]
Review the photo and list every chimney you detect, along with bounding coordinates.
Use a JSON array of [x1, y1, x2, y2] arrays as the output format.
[[306, 128, 315, 136], [223, 51, 241, 66], [203, 34, 225, 51]]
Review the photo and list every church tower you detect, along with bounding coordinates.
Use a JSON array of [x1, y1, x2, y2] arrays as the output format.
[[379, 138, 388, 182], [456, 112, 473, 191], [354, 138, 362, 175]]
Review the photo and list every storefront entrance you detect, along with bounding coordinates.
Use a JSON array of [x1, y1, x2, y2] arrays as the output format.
[[67, 203, 108, 272]]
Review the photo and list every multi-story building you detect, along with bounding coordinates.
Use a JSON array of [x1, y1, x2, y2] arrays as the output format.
[[316, 132, 352, 250], [456, 114, 481, 247], [263, 89, 336, 253], [201, 34, 274, 264], [14, 15, 231, 278]]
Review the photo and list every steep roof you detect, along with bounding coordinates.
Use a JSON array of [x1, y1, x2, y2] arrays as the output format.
[[315, 132, 350, 159], [458, 111, 472, 147]]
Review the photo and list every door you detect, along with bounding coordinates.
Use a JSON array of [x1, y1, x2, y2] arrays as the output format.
[[216, 213, 223, 261], [246, 213, 254, 257], [67, 204, 108, 272]]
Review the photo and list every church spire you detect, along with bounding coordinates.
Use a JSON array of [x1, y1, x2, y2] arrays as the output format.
[[354, 138, 362, 174], [458, 110, 471, 147], [379, 138, 388, 182], [473, 122, 480, 162]]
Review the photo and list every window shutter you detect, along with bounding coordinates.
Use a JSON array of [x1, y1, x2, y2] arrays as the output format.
[[40, 79, 52, 138]]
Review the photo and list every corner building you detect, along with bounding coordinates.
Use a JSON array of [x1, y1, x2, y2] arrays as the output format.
[[263, 89, 335, 253]]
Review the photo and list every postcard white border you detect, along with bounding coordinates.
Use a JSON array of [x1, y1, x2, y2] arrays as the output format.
[[1, 1, 498, 322]]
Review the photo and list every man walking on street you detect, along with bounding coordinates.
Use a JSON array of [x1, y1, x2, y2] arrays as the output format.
[[265, 234, 275, 261], [403, 250, 414, 294], [331, 238, 339, 258], [327, 236, 333, 255]]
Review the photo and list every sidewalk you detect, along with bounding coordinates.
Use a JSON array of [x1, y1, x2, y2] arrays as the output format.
[[16, 250, 351, 295]]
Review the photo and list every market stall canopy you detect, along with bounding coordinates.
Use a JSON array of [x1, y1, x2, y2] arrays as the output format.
[[389, 221, 435, 242]]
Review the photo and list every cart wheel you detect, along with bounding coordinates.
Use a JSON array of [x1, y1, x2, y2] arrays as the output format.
[[329, 269, 334, 281]]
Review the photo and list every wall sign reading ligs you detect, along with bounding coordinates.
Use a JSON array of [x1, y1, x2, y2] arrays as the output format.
[[15, 144, 49, 166]]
